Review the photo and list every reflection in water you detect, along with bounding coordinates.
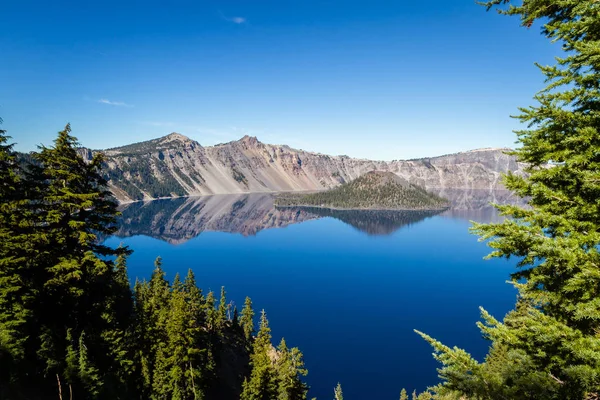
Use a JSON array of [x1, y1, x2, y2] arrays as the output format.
[[289, 207, 443, 236], [433, 189, 528, 223], [116, 194, 317, 244], [115, 190, 525, 243]]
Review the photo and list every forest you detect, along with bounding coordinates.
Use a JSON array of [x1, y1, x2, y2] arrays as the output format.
[[0, 125, 308, 400]]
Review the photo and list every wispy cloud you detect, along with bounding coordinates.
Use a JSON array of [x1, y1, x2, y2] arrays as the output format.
[[98, 98, 133, 107], [219, 11, 246, 24]]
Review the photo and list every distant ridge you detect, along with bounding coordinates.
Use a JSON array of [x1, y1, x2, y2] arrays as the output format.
[[73, 133, 524, 203]]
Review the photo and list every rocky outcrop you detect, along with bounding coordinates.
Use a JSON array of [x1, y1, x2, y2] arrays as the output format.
[[82, 133, 525, 203]]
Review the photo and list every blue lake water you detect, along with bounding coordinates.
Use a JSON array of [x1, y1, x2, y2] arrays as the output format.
[[104, 191, 519, 399]]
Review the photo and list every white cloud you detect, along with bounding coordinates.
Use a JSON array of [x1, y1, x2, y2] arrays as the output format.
[[98, 98, 133, 107], [218, 11, 247, 24], [230, 17, 246, 24]]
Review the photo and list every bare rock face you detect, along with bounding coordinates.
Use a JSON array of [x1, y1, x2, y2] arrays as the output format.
[[88, 133, 525, 203]]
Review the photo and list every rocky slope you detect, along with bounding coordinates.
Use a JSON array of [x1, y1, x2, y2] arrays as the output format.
[[78, 133, 524, 203]]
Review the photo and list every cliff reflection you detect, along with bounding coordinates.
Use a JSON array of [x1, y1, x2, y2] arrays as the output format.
[[115, 194, 316, 244], [113, 190, 524, 243]]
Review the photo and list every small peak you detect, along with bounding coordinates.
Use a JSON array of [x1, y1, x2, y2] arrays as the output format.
[[163, 132, 191, 142], [239, 135, 260, 146], [361, 170, 411, 187]]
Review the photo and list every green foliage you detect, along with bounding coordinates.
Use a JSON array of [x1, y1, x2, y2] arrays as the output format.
[[334, 382, 343, 400], [0, 123, 134, 398], [0, 123, 307, 399], [400, 388, 408, 400], [276, 338, 308, 400], [275, 171, 448, 210], [418, 1, 600, 399], [241, 310, 308, 400], [241, 296, 255, 341], [241, 310, 279, 400]]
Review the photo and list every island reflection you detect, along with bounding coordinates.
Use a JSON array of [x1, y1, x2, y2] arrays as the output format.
[[114, 190, 524, 243]]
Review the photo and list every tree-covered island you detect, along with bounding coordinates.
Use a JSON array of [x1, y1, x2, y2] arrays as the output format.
[[274, 171, 450, 211]]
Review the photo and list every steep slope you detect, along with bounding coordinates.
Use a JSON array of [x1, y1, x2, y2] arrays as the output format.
[[274, 171, 449, 210], [77, 133, 525, 202]]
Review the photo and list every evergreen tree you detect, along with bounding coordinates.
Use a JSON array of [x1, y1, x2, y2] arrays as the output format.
[[182, 269, 212, 389], [417, 1, 600, 399], [333, 383, 343, 400], [217, 286, 228, 329], [0, 120, 33, 384], [205, 291, 217, 332], [400, 388, 408, 400], [0, 123, 306, 399], [138, 257, 171, 396], [0, 124, 134, 397], [240, 296, 255, 341], [155, 275, 205, 400], [241, 310, 278, 400], [275, 338, 308, 400], [101, 251, 135, 397]]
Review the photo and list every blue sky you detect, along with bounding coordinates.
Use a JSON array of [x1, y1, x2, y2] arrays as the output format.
[[1, 0, 558, 160]]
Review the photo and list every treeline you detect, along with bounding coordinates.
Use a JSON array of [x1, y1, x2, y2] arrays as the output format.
[[0, 124, 308, 400], [275, 172, 449, 211]]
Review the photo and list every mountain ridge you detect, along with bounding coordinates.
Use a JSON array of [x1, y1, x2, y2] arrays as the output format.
[[74, 133, 524, 203]]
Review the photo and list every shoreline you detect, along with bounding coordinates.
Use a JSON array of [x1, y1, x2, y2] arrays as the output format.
[[273, 204, 450, 212], [115, 189, 318, 205]]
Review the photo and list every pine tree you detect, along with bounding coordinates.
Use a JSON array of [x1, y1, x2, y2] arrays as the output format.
[[240, 296, 255, 341], [417, 1, 600, 399], [78, 331, 102, 396], [217, 286, 228, 329], [138, 257, 171, 396], [0, 124, 134, 397], [400, 388, 408, 400], [241, 310, 278, 400], [205, 291, 217, 332], [102, 252, 135, 397], [333, 383, 343, 400], [152, 275, 205, 400], [0, 120, 33, 381], [275, 338, 308, 400]]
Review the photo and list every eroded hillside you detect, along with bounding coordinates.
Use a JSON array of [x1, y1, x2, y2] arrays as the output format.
[[77, 133, 524, 202]]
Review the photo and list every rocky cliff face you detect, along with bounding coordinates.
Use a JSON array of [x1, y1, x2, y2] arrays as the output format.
[[81, 133, 524, 203]]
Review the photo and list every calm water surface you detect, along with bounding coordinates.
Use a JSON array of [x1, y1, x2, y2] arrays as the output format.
[[104, 190, 520, 399]]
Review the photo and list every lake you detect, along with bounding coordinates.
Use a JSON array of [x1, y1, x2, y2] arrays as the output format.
[[103, 189, 521, 399]]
